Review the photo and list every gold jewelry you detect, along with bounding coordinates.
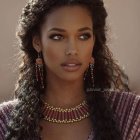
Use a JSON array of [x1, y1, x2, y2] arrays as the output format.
[[41, 99, 90, 124]]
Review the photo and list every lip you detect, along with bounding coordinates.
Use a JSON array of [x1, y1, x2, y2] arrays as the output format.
[[61, 59, 82, 66], [61, 64, 81, 72], [61, 59, 82, 72]]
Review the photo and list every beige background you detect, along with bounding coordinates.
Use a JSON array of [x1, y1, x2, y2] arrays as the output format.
[[0, 0, 140, 103]]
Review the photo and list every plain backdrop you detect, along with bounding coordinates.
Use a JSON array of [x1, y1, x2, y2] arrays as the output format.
[[0, 0, 140, 103]]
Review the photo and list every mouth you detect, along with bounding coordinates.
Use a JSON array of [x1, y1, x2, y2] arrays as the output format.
[[61, 58, 82, 72], [61, 63, 82, 72]]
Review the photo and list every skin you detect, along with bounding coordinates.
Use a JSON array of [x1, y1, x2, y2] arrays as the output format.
[[33, 5, 95, 140]]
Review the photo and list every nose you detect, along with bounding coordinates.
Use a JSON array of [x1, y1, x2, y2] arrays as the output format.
[[65, 49, 78, 55], [65, 40, 78, 56]]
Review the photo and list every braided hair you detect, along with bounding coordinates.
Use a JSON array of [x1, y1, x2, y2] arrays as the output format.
[[6, 0, 130, 139]]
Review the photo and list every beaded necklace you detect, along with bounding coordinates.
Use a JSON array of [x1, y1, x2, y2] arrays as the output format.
[[41, 99, 90, 124]]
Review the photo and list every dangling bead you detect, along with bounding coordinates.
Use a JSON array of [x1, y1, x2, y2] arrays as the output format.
[[84, 57, 95, 93], [35, 52, 44, 89], [90, 63, 94, 88]]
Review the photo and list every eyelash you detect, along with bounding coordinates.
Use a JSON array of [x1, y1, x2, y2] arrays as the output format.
[[49, 33, 92, 41]]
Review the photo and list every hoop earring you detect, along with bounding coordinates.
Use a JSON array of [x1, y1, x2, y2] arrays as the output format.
[[35, 52, 44, 89]]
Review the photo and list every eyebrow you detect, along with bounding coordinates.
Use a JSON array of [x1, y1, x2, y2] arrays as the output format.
[[48, 27, 93, 32]]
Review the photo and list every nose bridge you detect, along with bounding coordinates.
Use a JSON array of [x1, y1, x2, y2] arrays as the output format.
[[65, 36, 78, 55]]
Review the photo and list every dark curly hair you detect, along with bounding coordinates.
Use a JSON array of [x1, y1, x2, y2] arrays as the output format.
[[5, 0, 131, 139]]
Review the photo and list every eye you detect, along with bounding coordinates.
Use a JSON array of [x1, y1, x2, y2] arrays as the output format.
[[79, 33, 92, 40], [49, 34, 64, 41]]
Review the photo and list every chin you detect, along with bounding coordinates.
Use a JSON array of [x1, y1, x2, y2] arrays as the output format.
[[59, 73, 83, 82]]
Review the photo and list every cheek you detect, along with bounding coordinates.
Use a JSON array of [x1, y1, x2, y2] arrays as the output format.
[[42, 46, 61, 66], [41, 36, 62, 65], [79, 38, 94, 55], [81, 44, 94, 61]]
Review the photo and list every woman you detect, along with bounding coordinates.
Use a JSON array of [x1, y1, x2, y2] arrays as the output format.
[[0, 0, 139, 140]]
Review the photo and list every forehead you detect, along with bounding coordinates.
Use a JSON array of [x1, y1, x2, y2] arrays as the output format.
[[41, 5, 93, 32]]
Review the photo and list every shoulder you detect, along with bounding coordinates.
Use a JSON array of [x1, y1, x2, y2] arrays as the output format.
[[0, 99, 19, 118], [106, 90, 139, 109], [0, 98, 18, 109], [0, 99, 19, 140], [106, 91, 140, 140]]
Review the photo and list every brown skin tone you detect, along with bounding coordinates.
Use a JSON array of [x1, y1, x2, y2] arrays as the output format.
[[33, 5, 95, 140]]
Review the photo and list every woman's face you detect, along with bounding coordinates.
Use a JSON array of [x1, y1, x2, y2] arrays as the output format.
[[34, 5, 95, 81]]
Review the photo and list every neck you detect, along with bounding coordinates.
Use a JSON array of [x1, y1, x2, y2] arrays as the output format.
[[42, 72, 86, 108]]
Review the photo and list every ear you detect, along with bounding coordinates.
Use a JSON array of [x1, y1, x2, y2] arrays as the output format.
[[32, 35, 42, 52], [90, 57, 94, 64]]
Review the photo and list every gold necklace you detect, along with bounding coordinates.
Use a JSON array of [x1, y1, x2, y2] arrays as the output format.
[[41, 99, 90, 124]]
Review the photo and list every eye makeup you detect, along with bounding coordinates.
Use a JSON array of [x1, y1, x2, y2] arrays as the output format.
[[48, 32, 92, 41]]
